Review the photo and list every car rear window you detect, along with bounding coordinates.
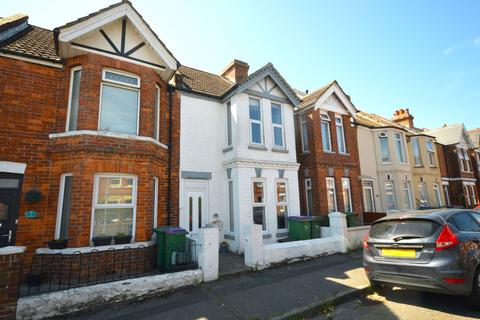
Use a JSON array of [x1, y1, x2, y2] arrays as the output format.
[[370, 219, 441, 240]]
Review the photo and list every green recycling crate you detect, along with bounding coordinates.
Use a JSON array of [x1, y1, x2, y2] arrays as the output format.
[[163, 227, 188, 272], [288, 216, 323, 240]]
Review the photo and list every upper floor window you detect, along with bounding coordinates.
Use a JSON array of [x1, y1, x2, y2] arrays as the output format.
[[300, 114, 309, 152], [379, 132, 391, 163], [394, 132, 407, 164], [425, 140, 436, 167], [320, 112, 332, 152], [66, 67, 82, 131], [99, 70, 140, 135], [463, 149, 471, 172], [226, 102, 232, 147], [335, 116, 347, 154], [412, 137, 422, 166], [154, 85, 160, 140], [271, 103, 285, 148], [458, 148, 471, 172], [249, 98, 263, 145]]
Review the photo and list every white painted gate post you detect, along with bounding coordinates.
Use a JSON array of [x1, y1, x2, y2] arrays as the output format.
[[243, 224, 264, 269], [197, 228, 219, 281], [328, 212, 348, 253]]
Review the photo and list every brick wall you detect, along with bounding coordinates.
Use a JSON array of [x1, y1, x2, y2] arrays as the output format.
[[0, 250, 24, 320], [296, 108, 362, 216], [0, 53, 180, 266]]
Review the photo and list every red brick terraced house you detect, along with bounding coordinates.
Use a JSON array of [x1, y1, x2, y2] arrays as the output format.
[[295, 81, 362, 222], [468, 128, 480, 205], [0, 1, 181, 272], [426, 125, 479, 208]]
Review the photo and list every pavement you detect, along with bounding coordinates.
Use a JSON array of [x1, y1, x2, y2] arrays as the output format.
[[61, 250, 369, 320], [310, 287, 480, 320]]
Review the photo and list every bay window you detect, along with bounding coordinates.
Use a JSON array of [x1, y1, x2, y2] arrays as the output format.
[[341, 178, 352, 213], [320, 113, 332, 152], [379, 132, 391, 163], [326, 177, 337, 212], [271, 103, 285, 148], [433, 183, 442, 207], [336, 117, 347, 154], [276, 180, 288, 229], [412, 137, 422, 166], [385, 181, 397, 211], [463, 149, 471, 172], [99, 70, 140, 135], [66, 67, 82, 131], [418, 182, 429, 207], [92, 175, 137, 240], [402, 181, 413, 210], [443, 184, 451, 207], [55, 174, 73, 240], [425, 140, 436, 166], [394, 132, 407, 164], [249, 98, 263, 145], [252, 180, 266, 230]]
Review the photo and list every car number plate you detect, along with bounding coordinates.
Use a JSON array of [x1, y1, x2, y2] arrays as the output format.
[[381, 248, 416, 258]]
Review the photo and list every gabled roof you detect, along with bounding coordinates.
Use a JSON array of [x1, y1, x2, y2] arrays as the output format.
[[176, 65, 234, 98], [223, 63, 301, 106], [175, 63, 301, 106], [356, 111, 426, 136], [298, 81, 334, 109], [468, 128, 480, 148], [425, 124, 474, 147]]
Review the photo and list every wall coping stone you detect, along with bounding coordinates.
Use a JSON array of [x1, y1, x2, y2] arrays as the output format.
[[36, 240, 155, 255], [0, 246, 26, 255]]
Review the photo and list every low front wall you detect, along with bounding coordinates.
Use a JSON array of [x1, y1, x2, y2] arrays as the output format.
[[262, 237, 342, 266], [17, 269, 202, 320], [346, 226, 370, 250]]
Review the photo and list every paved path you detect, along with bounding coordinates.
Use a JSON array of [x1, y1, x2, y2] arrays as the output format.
[[62, 251, 368, 320], [311, 288, 480, 320]]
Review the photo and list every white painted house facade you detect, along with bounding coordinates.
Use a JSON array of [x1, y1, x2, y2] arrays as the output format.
[[174, 61, 301, 252]]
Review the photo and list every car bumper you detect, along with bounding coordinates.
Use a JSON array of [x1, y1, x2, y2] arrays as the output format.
[[364, 252, 471, 295]]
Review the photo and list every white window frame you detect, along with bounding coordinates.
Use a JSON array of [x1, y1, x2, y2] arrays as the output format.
[[249, 98, 263, 145], [394, 132, 408, 164], [55, 173, 73, 240], [228, 179, 234, 232], [384, 180, 397, 211], [320, 112, 332, 152], [252, 178, 267, 231], [418, 182, 429, 207], [271, 102, 285, 149], [443, 183, 451, 207], [433, 183, 442, 207], [154, 84, 160, 141], [412, 137, 422, 166], [226, 101, 233, 147], [458, 148, 466, 171], [90, 173, 138, 242], [275, 178, 289, 230], [402, 180, 413, 210], [471, 185, 478, 206], [98, 69, 141, 135], [476, 152, 480, 174], [362, 180, 376, 212], [305, 178, 313, 215], [341, 177, 352, 213], [379, 132, 392, 163], [336, 116, 347, 154], [464, 183, 471, 206], [463, 149, 471, 172], [66, 66, 82, 132], [300, 113, 309, 152], [326, 177, 337, 212], [425, 140, 436, 167], [153, 177, 158, 230]]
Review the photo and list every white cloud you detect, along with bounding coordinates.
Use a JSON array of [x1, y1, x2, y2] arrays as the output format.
[[444, 37, 480, 55]]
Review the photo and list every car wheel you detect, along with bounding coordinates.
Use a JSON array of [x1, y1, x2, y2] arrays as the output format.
[[369, 280, 383, 291], [468, 268, 480, 308]]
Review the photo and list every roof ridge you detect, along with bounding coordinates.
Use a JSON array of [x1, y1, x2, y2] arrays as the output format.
[[302, 80, 335, 99]]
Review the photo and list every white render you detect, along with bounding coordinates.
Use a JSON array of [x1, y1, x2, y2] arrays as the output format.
[[179, 71, 301, 253], [17, 269, 202, 320]]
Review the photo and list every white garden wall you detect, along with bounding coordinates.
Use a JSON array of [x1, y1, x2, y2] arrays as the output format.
[[346, 226, 370, 250]]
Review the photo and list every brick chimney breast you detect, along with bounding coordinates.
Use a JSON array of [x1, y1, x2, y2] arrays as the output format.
[[220, 59, 250, 83], [392, 108, 414, 128]]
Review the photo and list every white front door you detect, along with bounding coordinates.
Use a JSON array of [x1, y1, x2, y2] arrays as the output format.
[[181, 180, 208, 233]]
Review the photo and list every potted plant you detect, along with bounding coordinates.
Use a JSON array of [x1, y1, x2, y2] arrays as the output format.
[[219, 240, 229, 253], [113, 232, 132, 245], [47, 239, 68, 250], [92, 235, 112, 246]]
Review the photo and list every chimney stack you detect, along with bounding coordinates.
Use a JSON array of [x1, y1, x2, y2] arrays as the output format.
[[391, 108, 414, 128], [220, 59, 249, 83], [0, 14, 29, 43]]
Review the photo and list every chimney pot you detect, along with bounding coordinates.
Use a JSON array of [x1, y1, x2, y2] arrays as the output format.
[[391, 108, 415, 128]]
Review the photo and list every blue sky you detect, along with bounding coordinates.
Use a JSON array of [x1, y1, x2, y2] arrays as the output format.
[[3, 0, 479, 130]]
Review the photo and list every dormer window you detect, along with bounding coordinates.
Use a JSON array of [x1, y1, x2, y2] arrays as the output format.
[[99, 69, 140, 135]]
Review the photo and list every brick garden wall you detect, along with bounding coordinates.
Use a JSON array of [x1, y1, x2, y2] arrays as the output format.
[[0, 251, 24, 320]]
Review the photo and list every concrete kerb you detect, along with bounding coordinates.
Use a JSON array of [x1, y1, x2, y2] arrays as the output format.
[[273, 284, 371, 320]]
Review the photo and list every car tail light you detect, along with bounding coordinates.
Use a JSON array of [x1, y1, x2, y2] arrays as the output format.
[[443, 278, 465, 284], [363, 234, 369, 249], [435, 225, 458, 251]]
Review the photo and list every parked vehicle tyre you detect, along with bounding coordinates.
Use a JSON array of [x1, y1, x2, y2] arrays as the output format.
[[468, 268, 480, 308]]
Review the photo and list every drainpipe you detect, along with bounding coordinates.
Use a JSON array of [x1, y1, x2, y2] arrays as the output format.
[[166, 85, 174, 226]]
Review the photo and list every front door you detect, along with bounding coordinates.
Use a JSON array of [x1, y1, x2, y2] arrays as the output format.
[[0, 173, 23, 248], [185, 191, 206, 233]]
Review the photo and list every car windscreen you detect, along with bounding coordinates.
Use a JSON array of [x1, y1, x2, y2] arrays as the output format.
[[369, 219, 441, 240]]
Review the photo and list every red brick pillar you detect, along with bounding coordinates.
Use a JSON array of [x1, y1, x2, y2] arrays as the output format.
[[0, 247, 25, 320]]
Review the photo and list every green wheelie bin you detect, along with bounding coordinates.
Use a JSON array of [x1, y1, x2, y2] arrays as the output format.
[[163, 227, 188, 272], [153, 226, 175, 271]]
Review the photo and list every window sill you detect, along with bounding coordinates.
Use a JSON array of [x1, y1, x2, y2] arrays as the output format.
[[381, 162, 393, 165], [338, 152, 350, 156], [300, 151, 311, 155], [50, 130, 168, 150], [35, 240, 155, 255], [223, 146, 233, 153], [248, 145, 268, 151], [271, 148, 289, 153], [414, 165, 424, 168], [262, 233, 272, 239], [323, 150, 335, 154]]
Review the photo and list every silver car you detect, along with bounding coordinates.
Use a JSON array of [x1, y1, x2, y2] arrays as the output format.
[[363, 209, 480, 305]]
